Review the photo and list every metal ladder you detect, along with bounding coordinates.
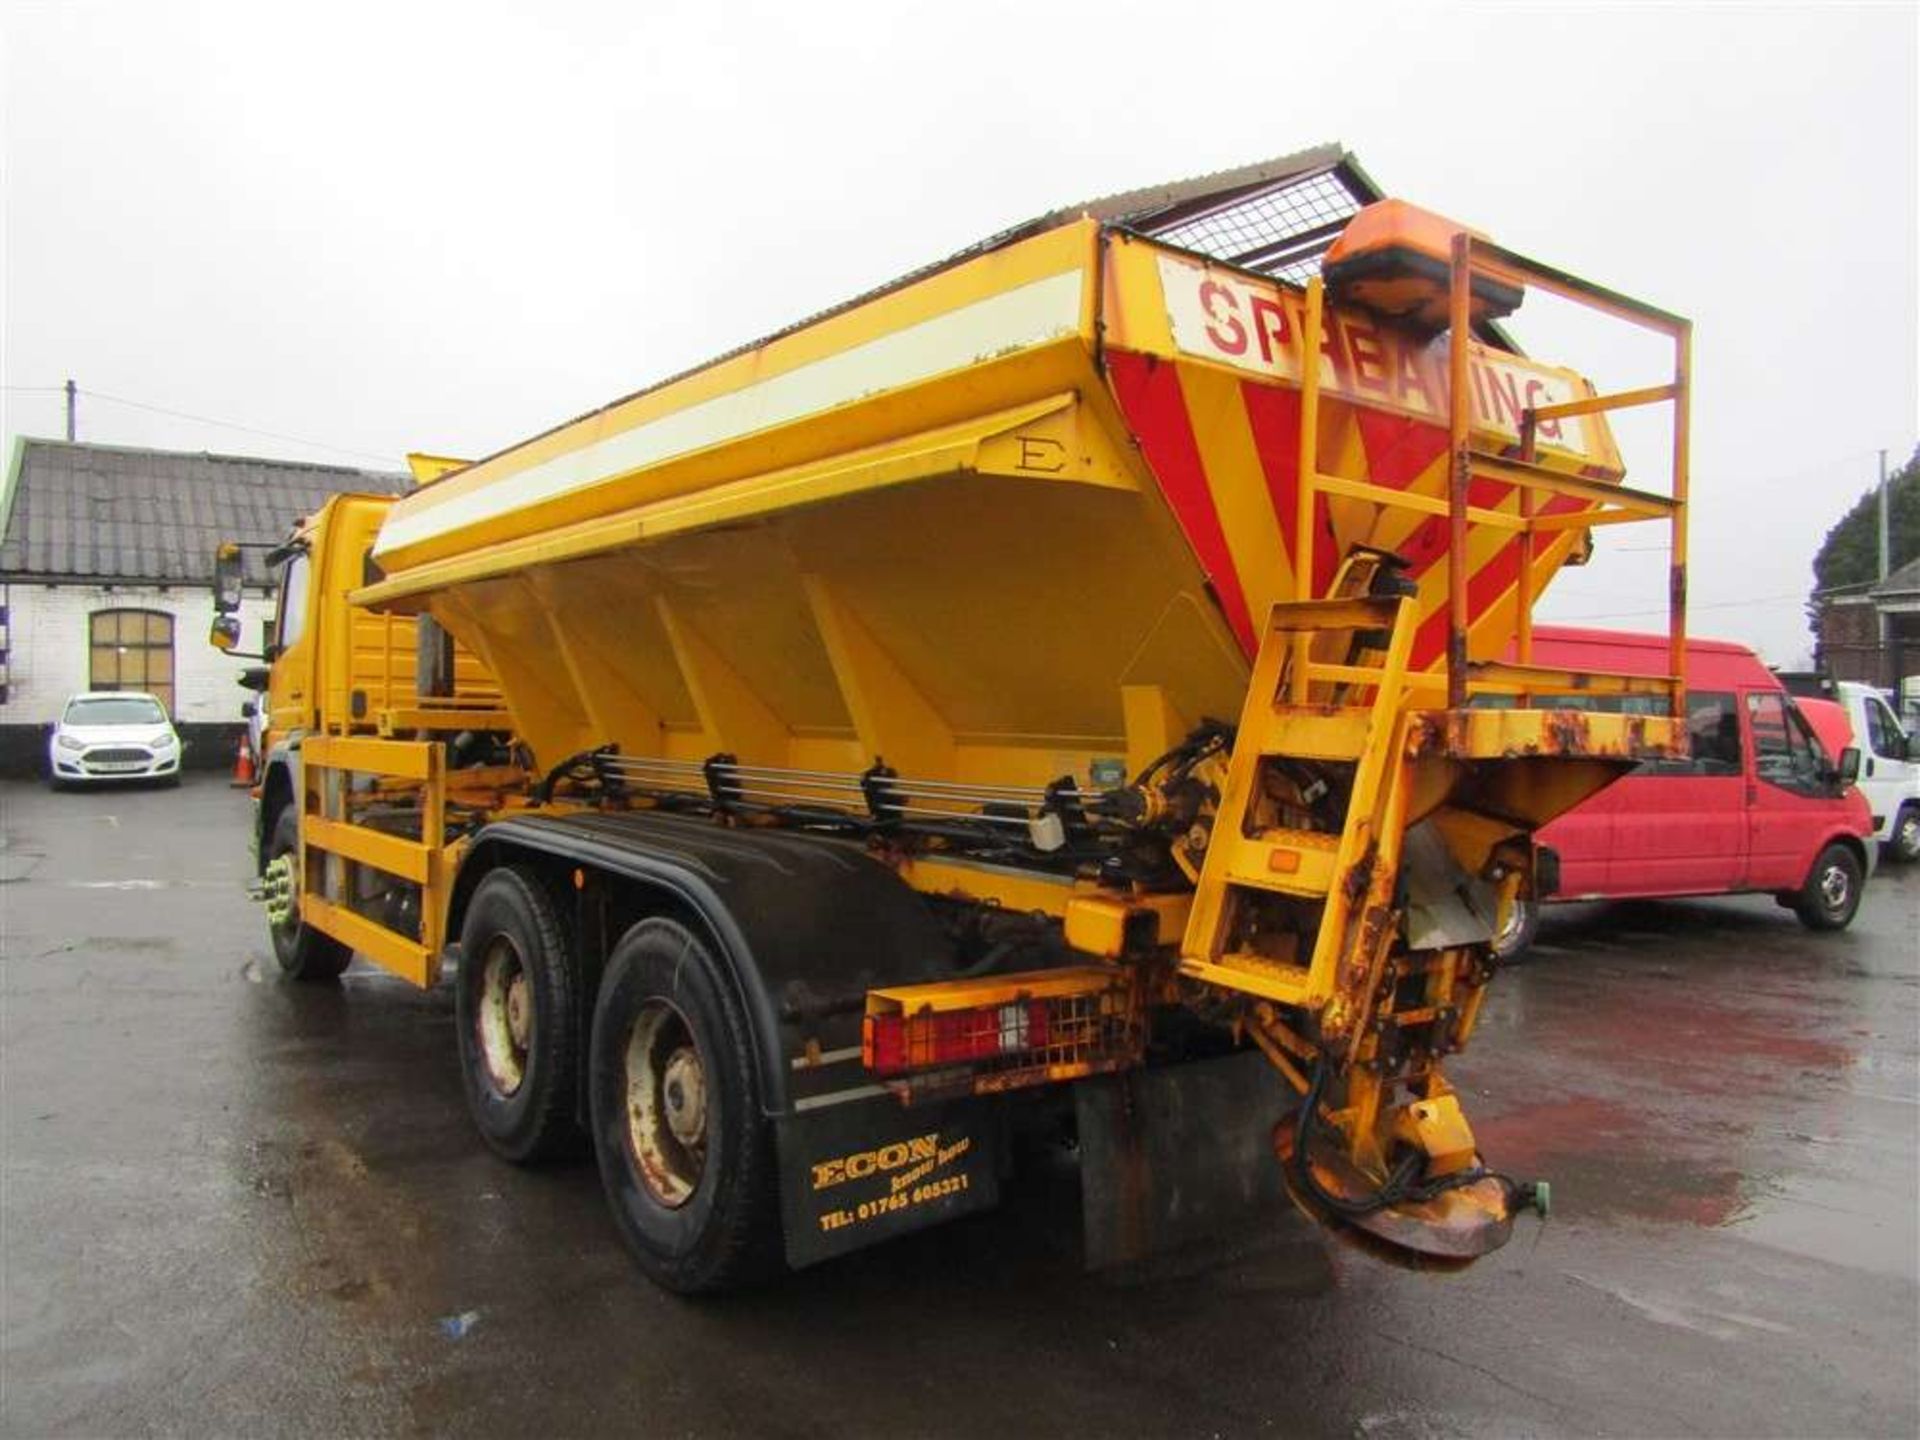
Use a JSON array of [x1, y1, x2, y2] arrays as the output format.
[[1177, 556, 1420, 1041]]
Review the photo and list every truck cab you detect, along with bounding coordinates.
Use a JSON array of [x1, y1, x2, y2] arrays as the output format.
[[1833, 680, 1920, 861], [211, 492, 505, 864]]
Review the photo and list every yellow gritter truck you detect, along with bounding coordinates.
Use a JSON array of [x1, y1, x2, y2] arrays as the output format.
[[211, 148, 1695, 1291]]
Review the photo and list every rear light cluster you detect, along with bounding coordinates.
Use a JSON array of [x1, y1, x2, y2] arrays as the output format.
[[864, 1001, 1051, 1077]]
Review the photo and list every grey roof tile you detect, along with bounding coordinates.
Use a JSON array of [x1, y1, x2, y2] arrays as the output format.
[[0, 439, 409, 585]]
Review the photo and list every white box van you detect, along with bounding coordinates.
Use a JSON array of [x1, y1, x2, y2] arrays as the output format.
[[1835, 681, 1920, 861]]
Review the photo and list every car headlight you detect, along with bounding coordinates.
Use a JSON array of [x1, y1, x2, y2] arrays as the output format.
[[151, 732, 177, 750], [56, 733, 85, 751]]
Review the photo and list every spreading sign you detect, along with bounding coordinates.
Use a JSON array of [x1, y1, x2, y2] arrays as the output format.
[[1157, 255, 1602, 465]]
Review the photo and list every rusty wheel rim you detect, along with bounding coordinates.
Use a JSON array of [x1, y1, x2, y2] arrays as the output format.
[[476, 937, 531, 1096], [623, 1000, 707, 1208]]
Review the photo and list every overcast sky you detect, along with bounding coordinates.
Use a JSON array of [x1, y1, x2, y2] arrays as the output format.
[[3, 0, 1914, 664]]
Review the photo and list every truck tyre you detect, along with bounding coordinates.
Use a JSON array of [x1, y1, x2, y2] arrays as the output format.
[[588, 917, 781, 1294], [264, 807, 352, 982], [1792, 843, 1863, 932], [455, 866, 584, 1164], [1889, 805, 1920, 864]]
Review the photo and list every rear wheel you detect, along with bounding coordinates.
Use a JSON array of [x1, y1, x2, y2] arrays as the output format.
[[1793, 843, 1863, 932], [588, 917, 781, 1293], [1889, 805, 1920, 864], [454, 866, 583, 1164], [1490, 893, 1540, 962], [263, 807, 351, 981]]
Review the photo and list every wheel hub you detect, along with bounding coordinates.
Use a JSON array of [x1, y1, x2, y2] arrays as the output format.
[[506, 975, 531, 1049], [624, 1002, 707, 1208], [662, 1046, 707, 1147], [1820, 864, 1850, 908], [262, 853, 296, 928], [475, 940, 531, 1096]]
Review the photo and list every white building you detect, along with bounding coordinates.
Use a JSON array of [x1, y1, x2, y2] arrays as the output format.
[[0, 439, 408, 774]]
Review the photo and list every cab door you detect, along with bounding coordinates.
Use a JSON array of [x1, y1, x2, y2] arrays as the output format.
[[1856, 691, 1912, 840], [1604, 690, 1748, 895], [1743, 689, 1837, 889]]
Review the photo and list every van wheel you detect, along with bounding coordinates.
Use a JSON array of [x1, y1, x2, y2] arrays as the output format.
[[1890, 805, 1920, 864], [1793, 844, 1863, 931], [589, 917, 781, 1293], [264, 807, 352, 981], [455, 866, 584, 1164], [1491, 893, 1540, 962]]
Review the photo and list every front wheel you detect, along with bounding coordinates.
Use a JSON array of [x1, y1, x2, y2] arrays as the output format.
[[588, 918, 781, 1294], [454, 866, 583, 1164], [263, 807, 352, 981], [1793, 843, 1864, 932], [1888, 804, 1920, 864]]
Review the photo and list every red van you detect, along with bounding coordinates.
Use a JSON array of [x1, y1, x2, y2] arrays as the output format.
[[1494, 627, 1873, 957]]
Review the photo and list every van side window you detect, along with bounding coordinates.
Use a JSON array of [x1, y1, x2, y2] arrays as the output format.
[[1747, 692, 1823, 794], [1687, 691, 1742, 775], [1864, 696, 1903, 758], [1631, 690, 1740, 776]]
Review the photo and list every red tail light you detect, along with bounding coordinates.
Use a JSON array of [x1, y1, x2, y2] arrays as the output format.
[[864, 1000, 1051, 1077]]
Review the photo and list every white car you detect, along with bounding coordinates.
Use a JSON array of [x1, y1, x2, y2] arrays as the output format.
[[47, 692, 183, 788]]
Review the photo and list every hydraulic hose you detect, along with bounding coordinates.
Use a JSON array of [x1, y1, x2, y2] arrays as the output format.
[[1288, 1059, 1534, 1219]]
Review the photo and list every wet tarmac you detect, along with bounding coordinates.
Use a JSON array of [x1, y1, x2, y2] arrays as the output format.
[[2, 775, 1915, 1437]]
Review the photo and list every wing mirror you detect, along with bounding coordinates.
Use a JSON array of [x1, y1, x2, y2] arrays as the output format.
[[212, 543, 244, 617], [1835, 746, 1861, 787], [210, 544, 276, 658]]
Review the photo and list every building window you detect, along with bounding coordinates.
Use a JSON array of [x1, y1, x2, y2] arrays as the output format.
[[89, 609, 175, 714]]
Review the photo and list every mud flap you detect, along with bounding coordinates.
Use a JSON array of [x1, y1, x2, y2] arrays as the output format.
[[1075, 1049, 1292, 1270], [775, 1096, 1004, 1270]]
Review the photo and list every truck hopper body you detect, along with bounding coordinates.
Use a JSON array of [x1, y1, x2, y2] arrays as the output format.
[[223, 152, 1703, 1289]]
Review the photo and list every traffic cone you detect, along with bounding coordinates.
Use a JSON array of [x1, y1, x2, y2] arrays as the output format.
[[231, 733, 256, 788]]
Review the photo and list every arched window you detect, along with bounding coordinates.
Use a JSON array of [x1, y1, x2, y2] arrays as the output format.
[[89, 609, 175, 714]]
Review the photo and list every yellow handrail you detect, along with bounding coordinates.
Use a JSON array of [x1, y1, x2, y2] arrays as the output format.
[[1290, 237, 1692, 721]]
